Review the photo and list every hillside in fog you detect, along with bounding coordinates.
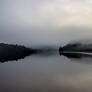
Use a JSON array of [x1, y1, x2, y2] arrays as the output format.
[[0, 43, 36, 62], [61, 42, 92, 52]]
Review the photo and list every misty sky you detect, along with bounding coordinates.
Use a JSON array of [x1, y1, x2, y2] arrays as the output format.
[[0, 0, 92, 46]]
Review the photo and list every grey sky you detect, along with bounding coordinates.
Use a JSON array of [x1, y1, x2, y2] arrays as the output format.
[[0, 0, 92, 46]]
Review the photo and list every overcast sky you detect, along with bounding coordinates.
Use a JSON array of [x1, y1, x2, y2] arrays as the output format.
[[0, 0, 92, 46]]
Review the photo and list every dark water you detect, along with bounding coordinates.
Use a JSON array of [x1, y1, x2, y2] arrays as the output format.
[[0, 51, 92, 92]]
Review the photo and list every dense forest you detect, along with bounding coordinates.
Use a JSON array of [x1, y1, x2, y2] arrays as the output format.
[[0, 43, 36, 62], [60, 42, 92, 52]]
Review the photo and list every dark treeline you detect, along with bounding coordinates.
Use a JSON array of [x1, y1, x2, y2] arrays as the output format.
[[59, 42, 92, 53], [0, 43, 36, 63]]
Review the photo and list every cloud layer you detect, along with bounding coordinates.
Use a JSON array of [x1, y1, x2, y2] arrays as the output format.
[[0, 0, 92, 45], [1, 0, 92, 27]]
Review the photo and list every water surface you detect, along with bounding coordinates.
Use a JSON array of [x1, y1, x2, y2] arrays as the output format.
[[0, 51, 92, 92]]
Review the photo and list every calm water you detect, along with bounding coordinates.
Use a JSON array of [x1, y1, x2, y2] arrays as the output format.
[[0, 51, 92, 92]]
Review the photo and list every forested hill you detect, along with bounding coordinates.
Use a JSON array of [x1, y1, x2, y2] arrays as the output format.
[[62, 42, 92, 52], [0, 43, 36, 63]]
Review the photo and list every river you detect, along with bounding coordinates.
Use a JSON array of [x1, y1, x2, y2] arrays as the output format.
[[0, 50, 92, 92]]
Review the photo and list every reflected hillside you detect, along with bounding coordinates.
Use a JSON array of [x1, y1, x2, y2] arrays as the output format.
[[0, 43, 36, 63], [1, 41, 92, 63], [0, 44, 57, 63], [59, 41, 92, 63], [60, 52, 92, 64], [60, 52, 92, 59]]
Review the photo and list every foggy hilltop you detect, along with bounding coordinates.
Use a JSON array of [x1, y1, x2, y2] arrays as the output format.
[[61, 40, 92, 52]]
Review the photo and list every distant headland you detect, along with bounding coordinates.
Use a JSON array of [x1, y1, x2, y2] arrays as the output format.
[[0, 43, 36, 63], [59, 42, 92, 58]]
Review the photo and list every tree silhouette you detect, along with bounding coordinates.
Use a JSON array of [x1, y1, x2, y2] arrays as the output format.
[[0, 43, 36, 63]]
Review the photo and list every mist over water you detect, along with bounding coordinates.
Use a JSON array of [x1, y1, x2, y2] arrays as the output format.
[[1, 50, 92, 92], [1, 25, 92, 92], [1, 0, 92, 92]]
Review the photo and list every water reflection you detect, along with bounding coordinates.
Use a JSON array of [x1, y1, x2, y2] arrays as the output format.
[[1, 47, 92, 64], [0, 47, 58, 63], [0, 53, 34, 63], [61, 52, 92, 58], [0, 49, 92, 92], [60, 52, 92, 64]]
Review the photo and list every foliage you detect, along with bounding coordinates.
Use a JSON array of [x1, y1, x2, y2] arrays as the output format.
[[0, 43, 36, 62]]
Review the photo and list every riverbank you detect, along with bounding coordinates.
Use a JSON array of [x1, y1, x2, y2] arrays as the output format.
[[0, 43, 36, 62]]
